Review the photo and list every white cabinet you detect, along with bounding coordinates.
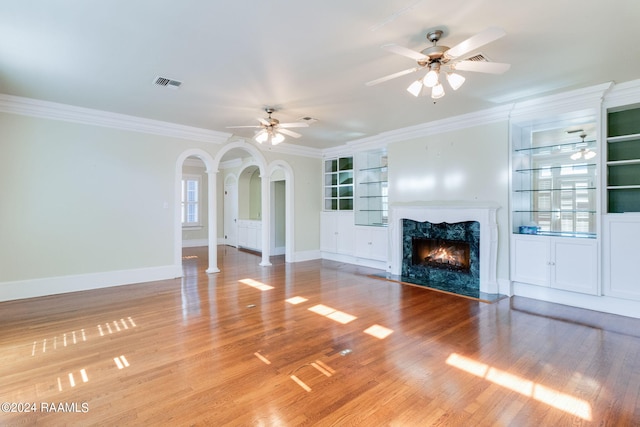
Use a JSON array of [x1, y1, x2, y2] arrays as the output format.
[[511, 234, 598, 295], [511, 235, 550, 286], [320, 211, 355, 255], [603, 214, 640, 300], [354, 226, 388, 262], [237, 220, 261, 251]]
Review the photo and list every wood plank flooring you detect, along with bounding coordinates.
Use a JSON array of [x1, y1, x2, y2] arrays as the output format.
[[1, 245, 639, 426]]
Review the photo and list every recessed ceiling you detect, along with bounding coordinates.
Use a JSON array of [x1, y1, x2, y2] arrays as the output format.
[[1, 1, 638, 150]]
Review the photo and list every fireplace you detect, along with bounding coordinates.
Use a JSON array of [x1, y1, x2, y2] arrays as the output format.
[[412, 237, 470, 273], [389, 203, 499, 295], [402, 219, 480, 290]]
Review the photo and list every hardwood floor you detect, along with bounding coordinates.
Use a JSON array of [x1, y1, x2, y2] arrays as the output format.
[[1, 245, 639, 426]]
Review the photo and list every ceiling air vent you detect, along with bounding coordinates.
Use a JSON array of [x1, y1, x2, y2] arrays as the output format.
[[153, 76, 182, 90], [465, 53, 490, 62]]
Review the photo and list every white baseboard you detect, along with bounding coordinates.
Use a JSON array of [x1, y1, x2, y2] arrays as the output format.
[[182, 239, 209, 248], [0, 265, 182, 302], [293, 250, 321, 262], [513, 281, 640, 319], [498, 278, 513, 296]]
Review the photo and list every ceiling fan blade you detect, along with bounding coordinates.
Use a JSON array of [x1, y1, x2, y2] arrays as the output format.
[[227, 125, 262, 129], [366, 67, 421, 86], [452, 60, 511, 74], [381, 44, 428, 61], [444, 27, 506, 59], [279, 122, 309, 128], [278, 128, 302, 138], [257, 117, 270, 126]]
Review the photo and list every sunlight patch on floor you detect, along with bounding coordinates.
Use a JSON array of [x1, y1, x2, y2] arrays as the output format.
[[285, 296, 308, 305], [446, 353, 592, 421], [308, 304, 357, 324], [364, 324, 394, 339], [240, 278, 274, 291]]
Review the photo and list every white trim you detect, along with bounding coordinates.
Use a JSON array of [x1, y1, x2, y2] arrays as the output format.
[[175, 148, 218, 274], [0, 265, 180, 302], [182, 239, 208, 248], [0, 93, 231, 144], [603, 78, 640, 109], [321, 104, 513, 157], [513, 281, 640, 319], [293, 249, 322, 262]]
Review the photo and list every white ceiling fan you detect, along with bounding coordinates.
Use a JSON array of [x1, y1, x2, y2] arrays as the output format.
[[227, 108, 308, 145], [367, 27, 511, 99]]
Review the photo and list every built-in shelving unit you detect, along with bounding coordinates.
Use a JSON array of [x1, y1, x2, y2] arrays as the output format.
[[606, 107, 640, 213], [355, 150, 388, 226], [511, 121, 598, 238]]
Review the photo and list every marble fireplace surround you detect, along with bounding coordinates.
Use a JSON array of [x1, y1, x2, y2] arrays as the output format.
[[389, 202, 499, 295]]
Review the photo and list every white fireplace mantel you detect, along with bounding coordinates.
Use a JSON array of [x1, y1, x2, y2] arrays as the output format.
[[389, 202, 500, 294]]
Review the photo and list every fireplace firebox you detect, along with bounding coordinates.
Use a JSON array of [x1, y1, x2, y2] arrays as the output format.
[[411, 237, 471, 273]]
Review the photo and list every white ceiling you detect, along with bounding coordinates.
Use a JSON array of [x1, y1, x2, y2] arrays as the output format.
[[1, 1, 639, 151]]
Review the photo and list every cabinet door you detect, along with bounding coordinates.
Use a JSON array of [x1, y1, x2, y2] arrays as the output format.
[[336, 212, 355, 255], [551, 238, 598, 295], [320, 212, 338, 252], [368, 226, 388, 261], [605, 216, 640, 300], [511, 235, 550, 286], [354, 227, 371, 258]]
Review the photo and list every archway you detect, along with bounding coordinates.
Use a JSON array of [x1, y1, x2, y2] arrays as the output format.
[[267, 160, 295, 263], [174, 148, 218, 274]]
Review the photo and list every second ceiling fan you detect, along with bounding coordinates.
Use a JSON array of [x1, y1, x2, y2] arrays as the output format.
[[367, 27, 511, 99], [227, 108, 308, 145]]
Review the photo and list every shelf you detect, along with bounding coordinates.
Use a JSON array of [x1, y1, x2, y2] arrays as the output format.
[[608, 185, 640, 190], [514, 231, 596, 239], [514, 187, 596, 192], [359, 166, 388, 172], [515, 163, 596, 173], [607, 133, 640, 143], [514, 140, 596, 153], [514, 210, 596, 213], [607, 159, 640, 166]]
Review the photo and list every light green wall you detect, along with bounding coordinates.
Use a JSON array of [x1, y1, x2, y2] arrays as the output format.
[[0, 111, 323, 285], [249, 169, 261, 220], [0, 113, 179, 281], [388, 121, 510, 280]]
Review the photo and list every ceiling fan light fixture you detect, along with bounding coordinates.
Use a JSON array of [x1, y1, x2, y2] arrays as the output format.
[[446, 72, 466, 90], [255, 130, 269, 144], [584, 150, 596, 160], [570, 151, 582, 160], [271, 132, 285, 145], [423, 68, 439, 88], [407, 79, 424, 97], [431, 83, 445, 99]]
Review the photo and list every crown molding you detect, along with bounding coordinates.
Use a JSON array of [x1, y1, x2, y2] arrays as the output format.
[[509, 82, 613, 122], [336, 104, 512, 154], [232, 137, 322, 159], [0, 93, 231, 144], [603, 78, 640, 109]]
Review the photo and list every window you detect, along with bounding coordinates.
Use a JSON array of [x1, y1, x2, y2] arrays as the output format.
[[181, 175, 201, 226]]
